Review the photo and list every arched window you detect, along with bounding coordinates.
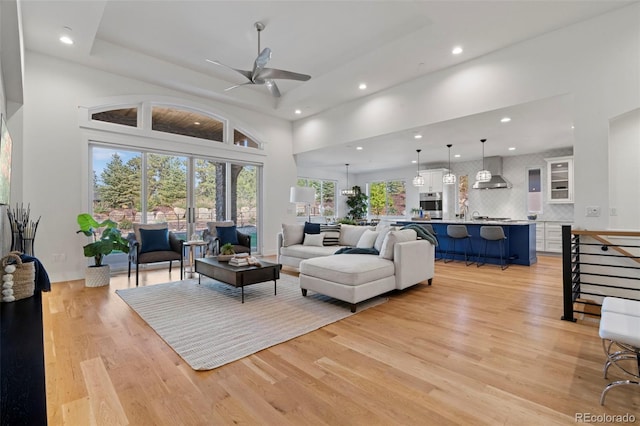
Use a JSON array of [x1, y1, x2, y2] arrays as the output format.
[[91, 107, 138, 127], [151, 105, 224, 142], [81, 98, 265, 261]]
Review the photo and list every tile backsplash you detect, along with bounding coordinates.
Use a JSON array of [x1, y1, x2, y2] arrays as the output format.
[[452, 148, 574, 222]]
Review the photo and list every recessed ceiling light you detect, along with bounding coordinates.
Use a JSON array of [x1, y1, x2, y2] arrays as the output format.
[[508, 147, 516, 151], [501, 117, 511, 123], [454, 154, 461, 158], [194, 121, 200, 125], [358, 83, 367, 90], [356, 146, 363, 150], [294, 109, 302, 115], [411, 160, 417, 164], [414, 134, 422, 139], [452, 46, 463, 55], [571, 125, 575, 129]]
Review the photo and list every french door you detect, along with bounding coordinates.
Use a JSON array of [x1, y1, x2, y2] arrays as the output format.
[[91, 145, 260, 259]]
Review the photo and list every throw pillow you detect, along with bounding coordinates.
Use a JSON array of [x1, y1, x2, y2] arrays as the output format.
[[303, 232, 325, 247], [356, 229, 379, 248], [339, 224, 373, 247], [133, 222, 168, 247], [282, 223, 304, 247], [217, 225, 239, 245], [320, 224, 341, 246], [304, 222, 321, 235], [206, 221, 234, 239], [379, 229, 418, 260], [139, 228, 170, 253], [374, 227, 391, 252]]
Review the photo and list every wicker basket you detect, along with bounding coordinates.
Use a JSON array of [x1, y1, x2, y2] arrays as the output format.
[[1, 251, 36, 302]]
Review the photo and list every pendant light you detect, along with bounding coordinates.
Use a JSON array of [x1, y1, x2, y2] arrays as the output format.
[[475, 138, 492, 182], [341, 163, 355, 196], [443, 144, 456, 185], [412, 149, 425, 187]]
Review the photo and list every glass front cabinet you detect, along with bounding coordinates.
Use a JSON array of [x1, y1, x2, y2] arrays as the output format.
[[545, 156, 574, 203]]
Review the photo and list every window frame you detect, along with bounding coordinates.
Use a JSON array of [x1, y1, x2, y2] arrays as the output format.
[[367, 179, 407, 218]]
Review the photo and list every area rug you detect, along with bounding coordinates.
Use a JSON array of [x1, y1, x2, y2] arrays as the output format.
[[115, 274, 386, 370]]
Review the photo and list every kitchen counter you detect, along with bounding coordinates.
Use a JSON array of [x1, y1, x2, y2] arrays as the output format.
[[395, 220, 537, 266]]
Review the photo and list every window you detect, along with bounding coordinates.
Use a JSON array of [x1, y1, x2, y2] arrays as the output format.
[[152, 106, 223, 141], [233, 130, 260, 149], [297, 178, 336, 220], [369, 180, 406, 217], [92, 107, 138, 127], [83, 98, 265, 261]]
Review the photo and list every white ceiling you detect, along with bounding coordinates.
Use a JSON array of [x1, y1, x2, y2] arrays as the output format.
[[19, 0, 635, 172]]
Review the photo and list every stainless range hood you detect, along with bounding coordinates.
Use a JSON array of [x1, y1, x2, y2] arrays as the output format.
[[472, 156, 512, 189]]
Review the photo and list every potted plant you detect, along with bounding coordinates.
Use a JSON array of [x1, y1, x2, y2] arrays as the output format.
[[76, 213, 129, 287], [345, 186, 368, 222], [218, 242, 235, 261]]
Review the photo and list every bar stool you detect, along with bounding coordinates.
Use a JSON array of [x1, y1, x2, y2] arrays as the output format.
[[477, 226, 508, 270], [444, 224, 474, 265], [598, 297, 640, 405], [419, 224, 441, 261]]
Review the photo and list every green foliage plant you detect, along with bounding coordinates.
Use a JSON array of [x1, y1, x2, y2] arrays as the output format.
[[76, 213, 129, 267], [337, 217, 356, 225], [220, 243, 235, 255], [345, 186, 368, 220]]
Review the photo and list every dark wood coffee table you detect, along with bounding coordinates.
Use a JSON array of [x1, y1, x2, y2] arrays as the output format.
[[195, 257, 281, 303]]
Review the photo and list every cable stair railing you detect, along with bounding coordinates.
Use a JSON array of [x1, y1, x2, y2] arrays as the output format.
[[561, 226, 640, 322]]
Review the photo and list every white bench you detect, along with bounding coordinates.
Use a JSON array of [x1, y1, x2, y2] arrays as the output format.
[[598, 297, 640, 405]]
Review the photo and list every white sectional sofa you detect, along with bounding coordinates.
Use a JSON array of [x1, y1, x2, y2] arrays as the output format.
[[277, 223, 435, 312], [277, 223, 376, 269]]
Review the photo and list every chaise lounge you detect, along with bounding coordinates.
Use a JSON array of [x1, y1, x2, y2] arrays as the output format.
[[278, 223, 435, 312]]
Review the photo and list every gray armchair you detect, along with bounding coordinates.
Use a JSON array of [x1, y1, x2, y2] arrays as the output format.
[[202, 221, 251, 256], [127, 223, 183, 286]]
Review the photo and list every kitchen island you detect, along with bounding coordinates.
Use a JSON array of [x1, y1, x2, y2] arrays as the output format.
[[395, 219, 537, 266]]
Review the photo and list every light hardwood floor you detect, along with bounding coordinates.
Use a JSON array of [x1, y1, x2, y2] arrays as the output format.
[[43, 255, 639, 425]]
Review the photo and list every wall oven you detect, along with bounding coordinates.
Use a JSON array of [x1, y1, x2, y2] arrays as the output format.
[[419, 192, 443, 219]]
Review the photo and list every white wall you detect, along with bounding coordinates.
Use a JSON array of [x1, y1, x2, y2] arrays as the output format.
[[293, 4, 640, 229], [609, 108, 640, 230], [22, 52, 297, 282]]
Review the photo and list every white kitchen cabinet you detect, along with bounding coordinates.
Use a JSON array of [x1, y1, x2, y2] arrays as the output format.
[[535, 222, 545, 252], [544, 222, 573, 253], [545, 156, 574, 203], [419, 168, 447, 193]]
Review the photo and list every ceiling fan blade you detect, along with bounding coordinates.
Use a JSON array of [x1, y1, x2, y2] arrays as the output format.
[[224, 82, 254, 92], [255, 48, 271, 69], [265, 80, 281, 98], [258, 67, 311, 81], [206, 59, 252, 81], [252, 48, 272, 82]]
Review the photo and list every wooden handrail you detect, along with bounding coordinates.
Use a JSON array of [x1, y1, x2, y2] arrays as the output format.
[[572, 229, 640, 264], [572, 230, 640, 237]]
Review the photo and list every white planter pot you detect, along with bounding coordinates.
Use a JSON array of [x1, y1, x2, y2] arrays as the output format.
[[85, 265, 110, 287]]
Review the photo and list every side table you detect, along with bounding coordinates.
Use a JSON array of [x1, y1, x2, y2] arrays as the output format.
[[182, 240, 208, 279]]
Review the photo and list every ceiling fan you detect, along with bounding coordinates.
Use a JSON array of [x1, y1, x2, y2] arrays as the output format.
[[206, 22, 311, 98]]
